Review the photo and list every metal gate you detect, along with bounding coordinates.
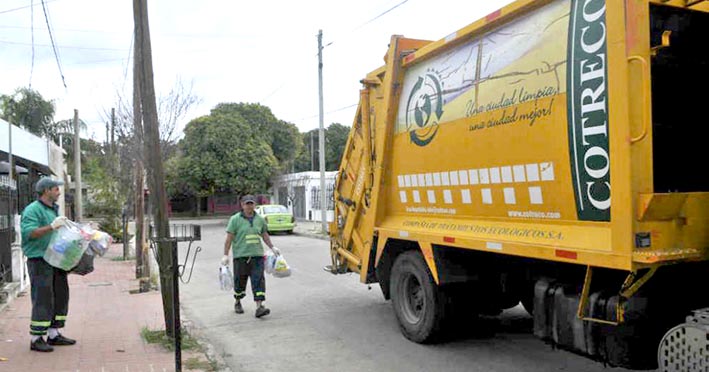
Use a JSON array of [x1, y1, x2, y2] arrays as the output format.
[[293, 186, 305, 219], [277, 187, 288, 208], [0, 177, 18, 285]]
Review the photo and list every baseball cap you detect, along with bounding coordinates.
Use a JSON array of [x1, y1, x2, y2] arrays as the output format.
[[35, 177, 64, 193], [241, 194, 257, 204]]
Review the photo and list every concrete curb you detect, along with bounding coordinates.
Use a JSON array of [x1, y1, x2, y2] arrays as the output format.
[[182, 315, 233, 372]]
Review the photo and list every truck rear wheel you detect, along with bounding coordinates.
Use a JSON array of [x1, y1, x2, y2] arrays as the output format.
[[390, 251, 447, 343]]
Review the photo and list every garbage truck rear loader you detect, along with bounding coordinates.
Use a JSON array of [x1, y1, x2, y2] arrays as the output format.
[[329, 0, 709, 369]]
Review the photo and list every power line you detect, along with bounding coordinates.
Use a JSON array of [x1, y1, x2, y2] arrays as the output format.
[[0, 39, 128, 51], [121, 32, 133, 90], [355, 0, 409, 31], [29, 0, 35, 89], [325, 0, 410, 49], [40, 0, 66, 88], [0, 0, 59, 15], [294, 103, 358, 122]]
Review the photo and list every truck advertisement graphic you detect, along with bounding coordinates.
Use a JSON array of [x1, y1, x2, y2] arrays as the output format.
[[393, 0, 572, 221], [330, 0, 709, 369]]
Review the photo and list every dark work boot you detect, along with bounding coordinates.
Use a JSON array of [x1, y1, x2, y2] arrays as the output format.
[[234, 300, 244, 314], [48, 334, 76, 346], [30, 337, 54, 352], [255, 305, 270, 318]]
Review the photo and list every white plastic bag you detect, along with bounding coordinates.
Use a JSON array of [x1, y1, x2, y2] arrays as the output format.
[[272, 254, 291, 278], [219, 264, 233, 290], [44, 220, 87, 271], [264, 250, 277, 274]]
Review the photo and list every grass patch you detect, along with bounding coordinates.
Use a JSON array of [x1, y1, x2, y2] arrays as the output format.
[[111, 255, 135, 261], [185, 357, 220, 371], [140, 327, 202, 352]]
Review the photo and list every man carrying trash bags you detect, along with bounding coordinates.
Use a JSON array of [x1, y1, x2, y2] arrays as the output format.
[[222, 194, 281, 318], [20, 177, 76, 352], [21, 177, 113, 352]]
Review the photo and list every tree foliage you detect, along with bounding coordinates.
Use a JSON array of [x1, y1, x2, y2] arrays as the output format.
[[211, 103, 300, 170], [83, 156, 126, 240], [293, 123, 351, 172], [0, 87, 55, 137], [170, 109, 279, 197], [325, 123, 350, 171]]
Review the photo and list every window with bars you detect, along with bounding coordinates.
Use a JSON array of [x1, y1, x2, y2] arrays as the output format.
[[310, 184, 334, 210]]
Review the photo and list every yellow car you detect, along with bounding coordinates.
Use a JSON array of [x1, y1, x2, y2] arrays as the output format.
[[256, 204, 295, 234]]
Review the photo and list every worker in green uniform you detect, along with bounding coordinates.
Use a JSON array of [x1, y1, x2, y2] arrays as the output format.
[[21, 177, 77, 352], [222, 194, 280, 318]]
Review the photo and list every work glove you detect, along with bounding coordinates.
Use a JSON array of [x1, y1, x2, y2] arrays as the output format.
[[51, 216, 68, 230], [270, 246, 281, 256], [221, 255, 230, 266]]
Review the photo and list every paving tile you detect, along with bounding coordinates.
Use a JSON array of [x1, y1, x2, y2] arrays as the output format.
[[0, 244, 210, 372]]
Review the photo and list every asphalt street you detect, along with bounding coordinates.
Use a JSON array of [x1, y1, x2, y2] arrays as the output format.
[[176, 222, 641, 372]]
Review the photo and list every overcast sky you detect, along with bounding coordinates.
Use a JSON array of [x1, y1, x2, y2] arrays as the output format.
[[1, 0, 515, 141]]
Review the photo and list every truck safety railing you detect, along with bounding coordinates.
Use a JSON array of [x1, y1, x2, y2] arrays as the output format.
[[577, 265, 658, 325]]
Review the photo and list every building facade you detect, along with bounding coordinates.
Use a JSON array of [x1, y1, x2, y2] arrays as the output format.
[[271, 171, 336, 222]]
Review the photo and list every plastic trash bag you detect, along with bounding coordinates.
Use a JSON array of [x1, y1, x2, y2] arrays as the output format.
[[88, 230, 112, 256], [219, 264, 233, 291], [272, 254, 291, 278], [264, 250, 277, 275], [44, 220, 87, 271], [71, 252, 95, 276]]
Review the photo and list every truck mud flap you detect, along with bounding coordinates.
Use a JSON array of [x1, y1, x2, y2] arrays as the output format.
[[593, 294, 659, 370], [532, 279, 658, 369], [533, 279, 593, 356]]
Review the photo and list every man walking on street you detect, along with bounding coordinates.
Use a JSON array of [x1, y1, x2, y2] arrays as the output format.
[[222, 194, 280, 318], [21, 177, 77, 352]]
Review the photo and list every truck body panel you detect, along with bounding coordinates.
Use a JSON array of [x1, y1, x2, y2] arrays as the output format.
[[329, 0, 709, 368]]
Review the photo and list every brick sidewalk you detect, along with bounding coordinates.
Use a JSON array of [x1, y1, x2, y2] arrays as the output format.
[[0, 245, 210, 371]]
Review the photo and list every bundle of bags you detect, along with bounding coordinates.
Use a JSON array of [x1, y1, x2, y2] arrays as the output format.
[[264, 250, 291, 278], [219, 264, 233, 291], [44, 219, 113, 275]]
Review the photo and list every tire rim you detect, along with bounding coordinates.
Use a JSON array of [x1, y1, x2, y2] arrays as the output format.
[[401, 272, 424, 324]]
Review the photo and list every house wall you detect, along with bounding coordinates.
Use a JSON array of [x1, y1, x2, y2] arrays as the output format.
[[271, 171, 336, 222]]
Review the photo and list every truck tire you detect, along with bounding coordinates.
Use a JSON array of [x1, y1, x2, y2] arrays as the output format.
[[390, 251, 448, 343]]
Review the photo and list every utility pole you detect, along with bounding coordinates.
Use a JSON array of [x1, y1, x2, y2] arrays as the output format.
[[111, 107, 116, 157], [133, 26, 148, 290], [310, 130, 314, 171], [134, 0, 175, 349], [7, 118, 14, 217], [73, 109, 83, 222], [318, 30, 327, 234], [7, 117, 12, 182]]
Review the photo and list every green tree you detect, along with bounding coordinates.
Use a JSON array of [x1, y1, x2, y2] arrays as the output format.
[[0, 87, 55, 137], [293, 124, 351, 172], [293, 131, 315, 172], [211, 103, 300, 170], [83, 156, 126, 240], [325, 123, 350, 171], [174, 111, 278, 197]]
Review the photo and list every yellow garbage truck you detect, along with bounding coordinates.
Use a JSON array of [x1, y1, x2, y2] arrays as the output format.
[[328, 0, 709, 369]]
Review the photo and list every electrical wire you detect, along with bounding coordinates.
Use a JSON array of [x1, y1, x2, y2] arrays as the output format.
[[0, 39, 126, 51], [40, 0, 67, 88], [29, 0, 35, 89], [121, 31, 133, 90], [0, 0, 58, 15], [324, 0, 410, 49]]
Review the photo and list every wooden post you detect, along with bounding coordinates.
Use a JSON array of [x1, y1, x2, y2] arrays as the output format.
[[133, 0, 173, 335], [73, 109, 83, 222]]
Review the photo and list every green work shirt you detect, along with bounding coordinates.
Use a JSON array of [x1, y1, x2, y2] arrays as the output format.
[[226, 212, 267, 258], [21, 200, 59, 258]]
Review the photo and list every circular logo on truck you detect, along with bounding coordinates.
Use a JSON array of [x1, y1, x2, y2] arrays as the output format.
[[405, 70, 443, 147]]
